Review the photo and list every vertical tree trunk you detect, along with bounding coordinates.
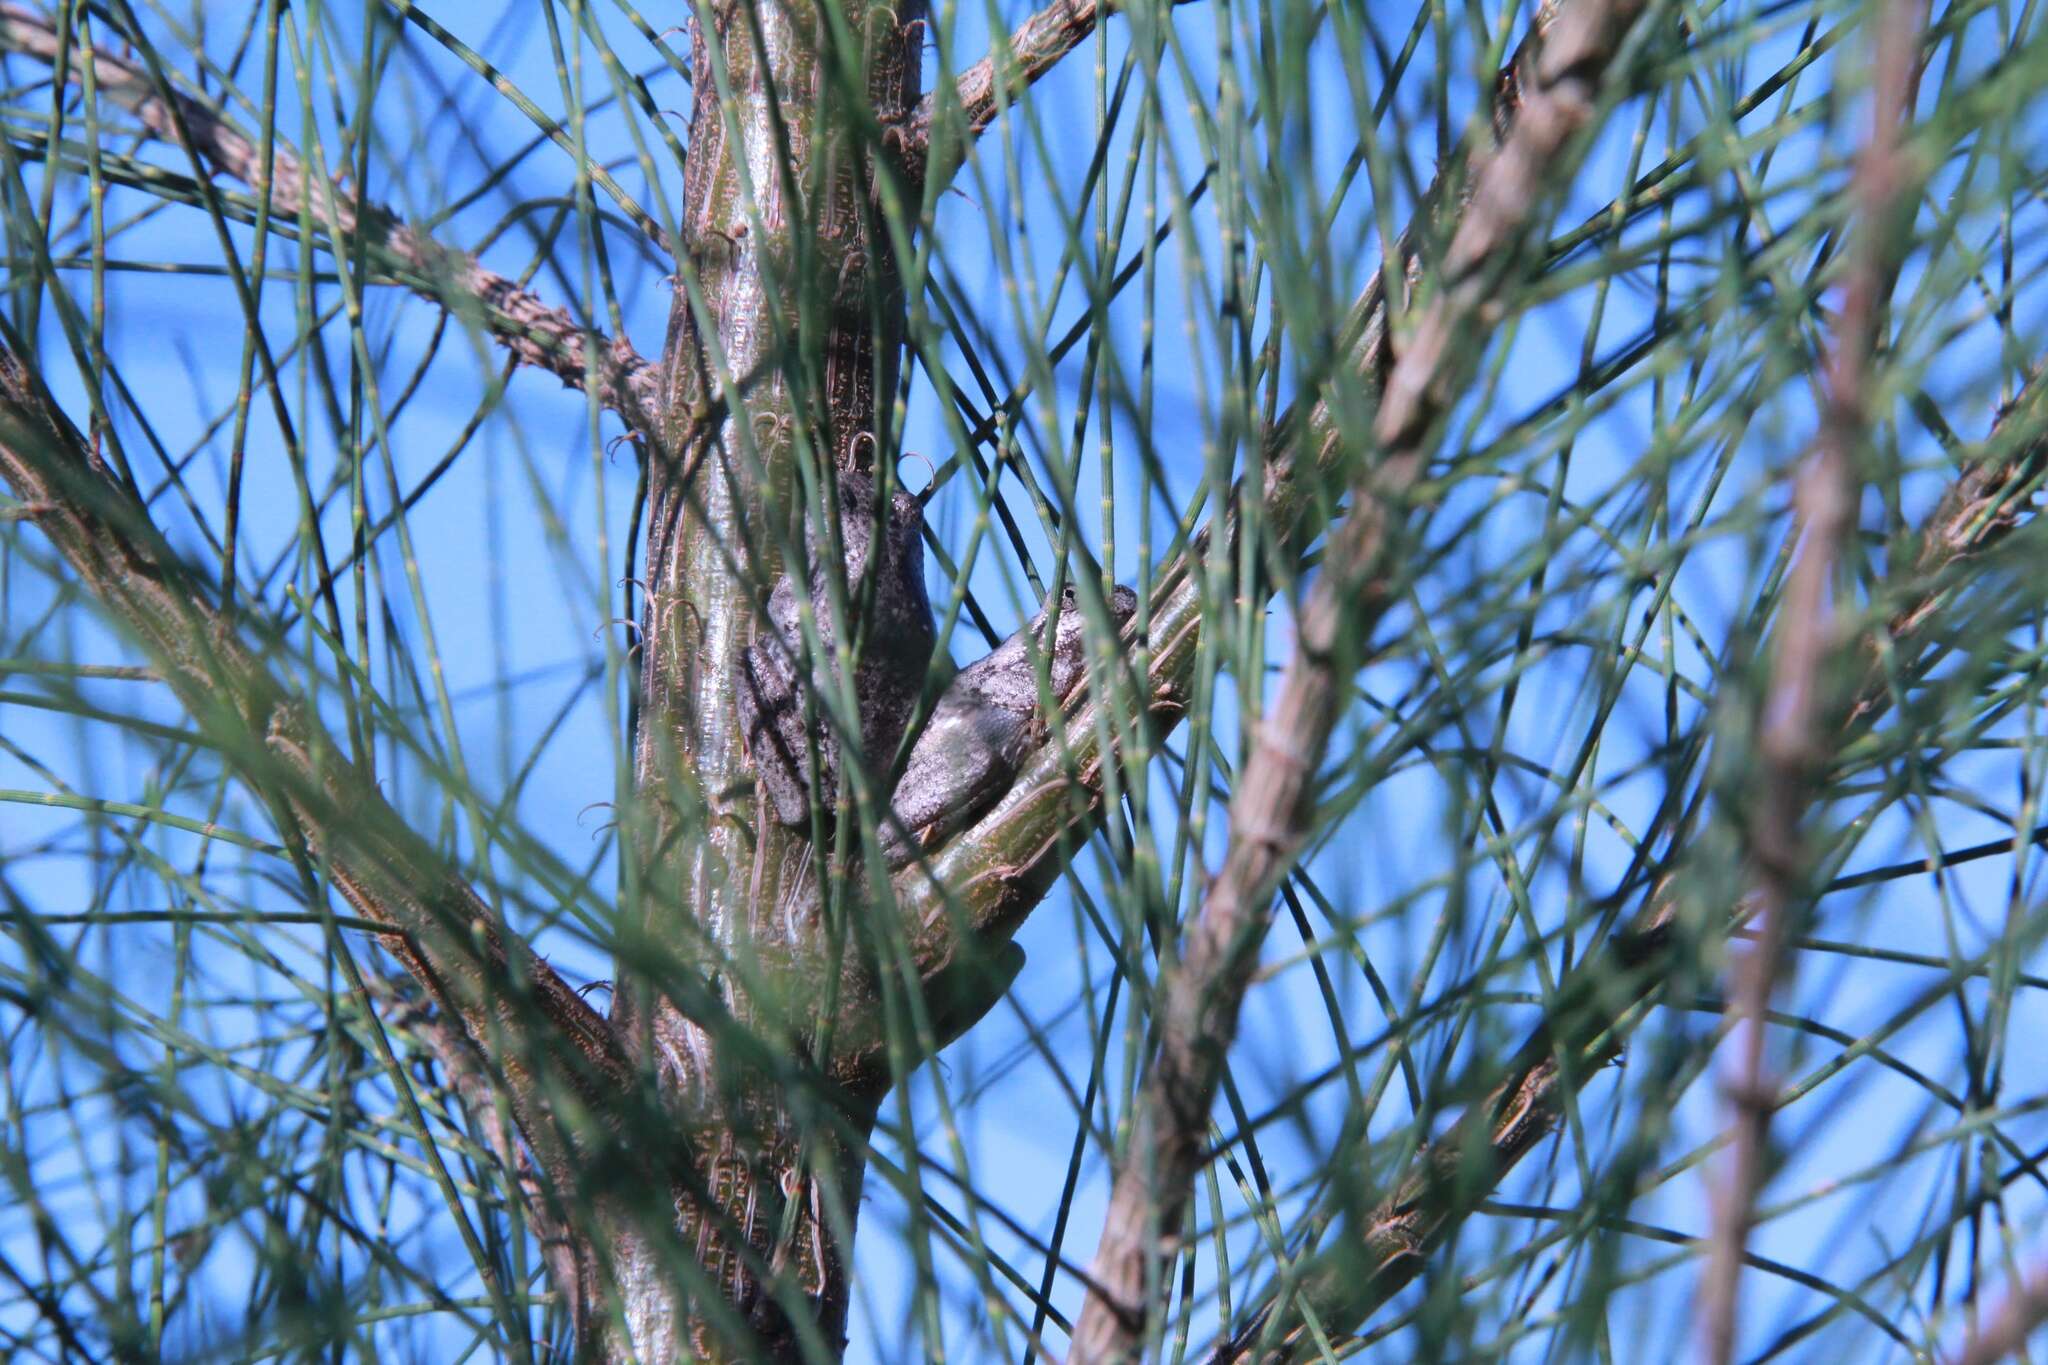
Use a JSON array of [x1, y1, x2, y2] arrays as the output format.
[[605, 1, 923, 1358]]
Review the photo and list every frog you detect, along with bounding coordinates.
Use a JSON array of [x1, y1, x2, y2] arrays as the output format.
[[733, 469, 936, 828], [880, 583, 1139, 867]]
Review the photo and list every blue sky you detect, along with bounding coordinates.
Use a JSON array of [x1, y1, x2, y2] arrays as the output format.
[[4, 0, 2048, 1360]]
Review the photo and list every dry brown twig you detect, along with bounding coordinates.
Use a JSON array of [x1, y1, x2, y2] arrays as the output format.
[[894, 0, 1200, 168], [0, 3, 662, 437], [0, 339, 629, 1323], [1957, 1257, 2048, 1365], [1066, 0, 1656, 1357], [1696, 4, 1928, 1358]]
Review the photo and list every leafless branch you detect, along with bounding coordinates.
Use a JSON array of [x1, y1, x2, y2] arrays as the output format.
[[377, 980, 591, 1329], [895, 0, 1198, 172], [1697, 6, 1926, 1357], [876, 0, 1549, 1054], [1957, 1257, 2048, 1365], [1208, 377, 2048, 1365], [0, 4, 661, 436], [0, 339, 628, 1244], [1064, 0, 1654, 1356]]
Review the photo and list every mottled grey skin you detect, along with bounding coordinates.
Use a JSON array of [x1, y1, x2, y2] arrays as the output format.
[[882, 583, 1139, 867], [734, 471, 935, 827]]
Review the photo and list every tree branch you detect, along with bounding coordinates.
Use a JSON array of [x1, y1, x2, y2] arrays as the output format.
[[1698, 2, 1926, 1357], [0, 338, 628, 1254], [1958, 1256, 2048, 1365], [611, 0, 930, 1353], [0, 3, 660, 436], [1212, 367, 2048, 1363], [377, 979, 591, 1329], [895, 0, 1198, 175], [871, 0, 1576, 1076], [1065, 0, 1654, 1356]]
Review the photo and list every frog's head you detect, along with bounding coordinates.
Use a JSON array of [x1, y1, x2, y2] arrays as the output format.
[[1029, 583, 1140, 698]]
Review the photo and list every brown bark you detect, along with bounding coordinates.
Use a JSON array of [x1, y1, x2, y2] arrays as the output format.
[[1697, 1, 1926, 1355], [0, 3, 660, 437], [605, 0, 926, 1358], [894, 0, 1201, 178], [0, 337, 631, 1336]]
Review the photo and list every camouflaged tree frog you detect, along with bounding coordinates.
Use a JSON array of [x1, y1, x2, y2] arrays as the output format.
[[880, 583, 1138, 867]]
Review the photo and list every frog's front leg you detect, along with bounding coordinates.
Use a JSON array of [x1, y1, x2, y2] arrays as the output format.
[[733, 576, 820, 827], [879, 697, 1018, 867], [881, 584, 1139, 867]]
